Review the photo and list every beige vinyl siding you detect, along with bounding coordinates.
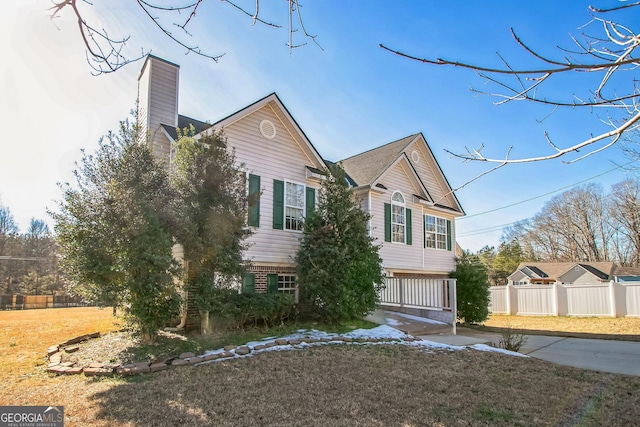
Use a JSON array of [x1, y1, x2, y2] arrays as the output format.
[[139, 57, 179, 160], [406, 140, 457, 210], [220, 104, 321, 265], [370, 161, 456, 274], [422, 208, 456, 273], [370, 163, 422, 271]]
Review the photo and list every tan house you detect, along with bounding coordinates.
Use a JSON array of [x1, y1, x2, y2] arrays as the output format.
[[137, 55, 464, 322], [507, 262, 615, 286]]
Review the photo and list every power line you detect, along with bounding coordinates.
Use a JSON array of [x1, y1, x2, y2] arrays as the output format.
[[458, 160, 637, 221]]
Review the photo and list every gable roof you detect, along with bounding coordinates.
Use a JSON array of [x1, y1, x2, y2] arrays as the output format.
[[204, 92, 326, 170], [510, 262, 615, 281], [577, 263, 610, 280], [340, 134, 417, 187], [340, 133, 464, 214], [523, 265, 548, 278], [162, 114, 210, 140]]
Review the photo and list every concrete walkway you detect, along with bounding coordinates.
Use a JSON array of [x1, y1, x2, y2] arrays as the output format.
[[369, 310, 640, 376]]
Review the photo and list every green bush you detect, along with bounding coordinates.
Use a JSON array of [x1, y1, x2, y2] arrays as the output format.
[[206, 288, 295, 329], [450, 253, 490, 324]]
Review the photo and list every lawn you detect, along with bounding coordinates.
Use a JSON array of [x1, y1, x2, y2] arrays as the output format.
[[1, 308, 639, 426], [482, 314, 640, 340]]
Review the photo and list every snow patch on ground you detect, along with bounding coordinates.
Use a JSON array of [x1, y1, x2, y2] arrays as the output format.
[[197, 325, 528, 366]]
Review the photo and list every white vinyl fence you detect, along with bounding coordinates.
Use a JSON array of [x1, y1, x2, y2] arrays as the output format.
[[489, 281, 640, 317], [379, 277, 457, 330]]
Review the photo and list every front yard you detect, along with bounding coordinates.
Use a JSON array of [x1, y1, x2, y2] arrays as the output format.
[[1, 307, 639, 426]]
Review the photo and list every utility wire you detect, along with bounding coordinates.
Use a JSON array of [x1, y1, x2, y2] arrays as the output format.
[[458, 160, 637, 221]]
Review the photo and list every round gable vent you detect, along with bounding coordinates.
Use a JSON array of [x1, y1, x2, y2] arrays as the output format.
[[411, 150, 420, 163], [259, 120, 276, 139]]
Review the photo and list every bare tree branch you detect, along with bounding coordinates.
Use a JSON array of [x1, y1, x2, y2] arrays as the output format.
[[50, 0, 320, 74], [379, 2, 640, 167]]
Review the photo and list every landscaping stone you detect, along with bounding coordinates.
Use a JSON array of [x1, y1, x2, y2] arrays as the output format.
[[320, 337, 332, 343], [275, 338, 288, 345], [83, 367, 113, 377], [88, 362, 106, 369], [288, 339, 301, 345], [235, 346, 250, 356], [264, 342, 277, 348], [224, 345, 236, 351], [60, 362, 74, 368], [179, 352, 196, 359], [368, 338, 379, 343], [203, 353, 220, 361], [188, 357, 204, 365], [54, 366, 72, 374], [219, 352, 234, 359], [171, 359, 189, 366], [306, 338, 319, 343], [342, 337, 353, 342], [64, 367, 84, 375], [49, 352, 62, 363], [64, 345, 80, 353], [253, 345, 266, 351], [47, 346, 59, 356], [150, 362, 168, 372], [332, 336, 342, 342]]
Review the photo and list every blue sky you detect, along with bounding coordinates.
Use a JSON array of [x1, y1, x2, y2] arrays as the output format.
[[2, 0, 638, 251]]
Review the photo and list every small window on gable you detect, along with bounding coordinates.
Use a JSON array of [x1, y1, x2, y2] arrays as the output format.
[[391, 191, 406, 244]]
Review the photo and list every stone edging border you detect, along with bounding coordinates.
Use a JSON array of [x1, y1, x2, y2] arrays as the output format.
[[46, 333, 420, 377]]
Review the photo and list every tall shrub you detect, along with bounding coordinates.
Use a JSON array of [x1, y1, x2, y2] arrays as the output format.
[[296, 165, 384, 323], [450, 253, 490, 324]]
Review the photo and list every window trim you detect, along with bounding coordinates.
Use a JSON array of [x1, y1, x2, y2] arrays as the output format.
[[284, 179, 306, 232], [391, 191, 406, 244], [424, 214, 451, 251]]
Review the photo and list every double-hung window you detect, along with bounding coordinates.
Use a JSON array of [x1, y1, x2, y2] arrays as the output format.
[[424, 214, 451, 250], [384, 192, 412, 245], [272, 180, 315, 231], [391, 192, 406, 243], [285, 182, 305, 231]]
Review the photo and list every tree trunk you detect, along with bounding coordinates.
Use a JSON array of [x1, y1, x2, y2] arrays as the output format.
[[200, 310, 213, 335]]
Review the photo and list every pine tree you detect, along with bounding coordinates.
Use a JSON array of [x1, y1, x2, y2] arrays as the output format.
[[296, 164, 384, 323]]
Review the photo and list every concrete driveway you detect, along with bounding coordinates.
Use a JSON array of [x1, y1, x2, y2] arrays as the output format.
[[420, 327, 640, 377], [368, 310, 640, 376]]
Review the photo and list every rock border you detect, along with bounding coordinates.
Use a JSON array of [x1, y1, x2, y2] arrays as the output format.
[[46, 333, 418, 377]]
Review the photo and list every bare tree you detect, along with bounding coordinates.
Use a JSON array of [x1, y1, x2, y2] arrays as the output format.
[[0, 205, 19, 256], [50, 0, 320, 74], [381, 3, 640, 169], [609, 178, 640, 265]]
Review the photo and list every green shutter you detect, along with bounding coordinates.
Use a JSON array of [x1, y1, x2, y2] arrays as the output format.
[[273, 179, 284, 230], [248, 174, 260, 227], [406, 208, 412, 245], [446, 220, 452, 251], [384, 203, 391, 242], [305, 187, 316, 218], [267, 274, 279, 293], [423, 215, 426, 248], [243, 273, 255, 294]]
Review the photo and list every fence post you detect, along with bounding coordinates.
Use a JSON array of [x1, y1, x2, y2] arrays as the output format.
[[609, 280, 617, 318], [399, 278, 404, 308], [506, 284, 514, 315], [450, 279, 457, 335], [552, 282, 559, 316]]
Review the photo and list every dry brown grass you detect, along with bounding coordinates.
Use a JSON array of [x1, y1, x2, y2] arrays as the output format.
[[482, 314, 640, 340], [1, 308, 639, 426]]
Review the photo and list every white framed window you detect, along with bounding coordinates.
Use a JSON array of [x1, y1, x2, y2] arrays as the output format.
[[285, 181, 305, 231], [391, 191, 406, 244], [425, 215, 449, 250], [278, 275, 297, 294]]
